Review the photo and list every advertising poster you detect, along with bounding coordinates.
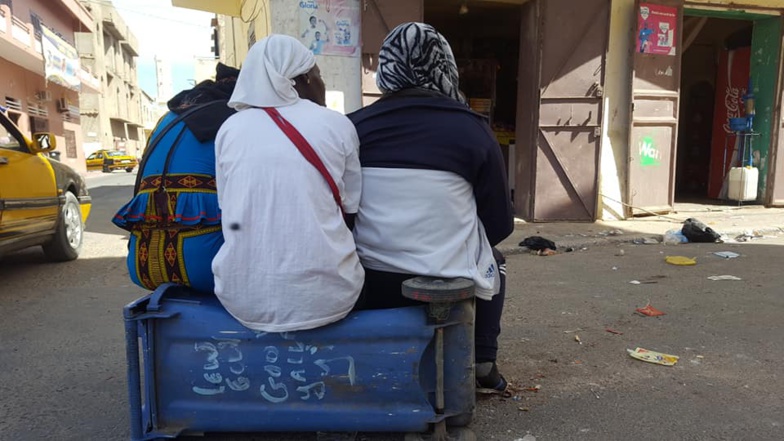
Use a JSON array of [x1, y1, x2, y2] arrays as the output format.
[[637, 3, 678, 56], [299, 0, 360, 57], [41, 26, 81, 91]]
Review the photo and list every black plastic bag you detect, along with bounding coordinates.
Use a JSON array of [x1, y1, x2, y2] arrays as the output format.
[[681, 218, 722, 243], [519, 236, 557, 251]]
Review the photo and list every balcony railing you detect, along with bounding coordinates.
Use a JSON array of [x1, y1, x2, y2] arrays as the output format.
[[102, 11, 126, 40], [0, 6, 45, 74], [11, 16, 30, 46]]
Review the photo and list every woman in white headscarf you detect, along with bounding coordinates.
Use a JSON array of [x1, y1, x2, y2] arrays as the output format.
[[213, 34, 363, 332]]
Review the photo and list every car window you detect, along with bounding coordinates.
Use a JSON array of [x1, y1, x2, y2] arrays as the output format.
[[107, 151, 125, 157], [0, 121, 24, 152], [87, 152, 99, 160]]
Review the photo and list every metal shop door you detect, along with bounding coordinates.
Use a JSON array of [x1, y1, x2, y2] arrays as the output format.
[[516, 0, 609, 222], [627, 0, 684, 216], [360, 0, 423, 106]]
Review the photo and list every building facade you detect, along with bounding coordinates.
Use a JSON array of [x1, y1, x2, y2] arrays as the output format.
[[75, 0, 144, 159], [172, 0, 784, 221], [0, 0, 100, 174]]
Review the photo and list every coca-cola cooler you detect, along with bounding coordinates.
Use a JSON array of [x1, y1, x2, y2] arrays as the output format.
[[708, 46, 751, 199]]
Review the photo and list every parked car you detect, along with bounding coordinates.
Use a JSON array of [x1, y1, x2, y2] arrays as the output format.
[[0, 108, 91, 261], [86, 149, 137, 173]]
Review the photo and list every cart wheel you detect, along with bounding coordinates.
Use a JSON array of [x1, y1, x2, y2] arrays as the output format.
[[446, 409, 475, 428], [404, 428, 476, 441], [449, 427, 477, 441], [401, 277, 475, 303]]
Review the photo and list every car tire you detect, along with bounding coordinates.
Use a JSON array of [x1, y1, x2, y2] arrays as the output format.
[[43, 192, 84, 262], [125, 167, 134, 173]]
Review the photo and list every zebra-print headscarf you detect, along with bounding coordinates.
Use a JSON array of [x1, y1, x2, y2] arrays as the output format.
[[376, 22, 466, 104]]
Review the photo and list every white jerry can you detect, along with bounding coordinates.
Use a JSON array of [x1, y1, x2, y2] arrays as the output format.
[[727, 166, 759, 201]]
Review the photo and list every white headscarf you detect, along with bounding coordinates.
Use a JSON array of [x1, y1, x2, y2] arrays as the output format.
[[228, 34, 316, 110]]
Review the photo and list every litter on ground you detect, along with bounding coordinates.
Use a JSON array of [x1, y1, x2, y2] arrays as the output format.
[[663, 229, 689, 245], [630, 279, 659, 285], [636, 304, 666, 317], [708, 275, 743, 281], [519, 236, 556, 251], [633, 237, 660, 245], [714, 251, 740, 259], [666, 256, 697, 266], [627, 347, 679, 366]]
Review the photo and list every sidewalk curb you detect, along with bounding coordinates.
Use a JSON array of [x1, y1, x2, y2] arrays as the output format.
[[497, 226, 784, 257]]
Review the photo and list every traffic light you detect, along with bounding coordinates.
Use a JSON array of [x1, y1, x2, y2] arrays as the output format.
[[210, 17, 219, 59]]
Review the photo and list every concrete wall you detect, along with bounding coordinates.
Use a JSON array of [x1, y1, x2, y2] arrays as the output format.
[[599, 0, 635, 220]]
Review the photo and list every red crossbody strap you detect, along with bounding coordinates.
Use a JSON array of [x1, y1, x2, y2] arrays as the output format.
[[262, 107, 344, 213]]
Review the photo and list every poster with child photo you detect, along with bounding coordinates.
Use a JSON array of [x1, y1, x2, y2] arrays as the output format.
[[298, 0, 360, 57]]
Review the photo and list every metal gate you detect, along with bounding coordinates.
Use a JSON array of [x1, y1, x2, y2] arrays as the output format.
[[516, 0, 609, 221], [360, 0, 423, 106], [627, 0, 684, 216]]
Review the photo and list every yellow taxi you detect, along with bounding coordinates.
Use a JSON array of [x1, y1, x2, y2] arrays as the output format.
[[86, 149, 137, 173], [0, 108, 91, 261]]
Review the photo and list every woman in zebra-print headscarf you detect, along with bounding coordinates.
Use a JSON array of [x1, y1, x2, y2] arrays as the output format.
[[349, 22, 515, 394], [376, 22, 467, 104]]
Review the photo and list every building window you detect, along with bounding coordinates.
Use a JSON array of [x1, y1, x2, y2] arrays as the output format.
[[0, 0, 12, 14], [29, 116, 49, 134], [30, 12, 42, 38], [4, 96, 22, 112], [27, 102, 48, 117], [7, 111, 20, 125], [64, 129, 77, 158]]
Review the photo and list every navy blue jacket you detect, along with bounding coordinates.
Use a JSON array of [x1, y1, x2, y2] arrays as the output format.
[[348, 90, 514, 246]]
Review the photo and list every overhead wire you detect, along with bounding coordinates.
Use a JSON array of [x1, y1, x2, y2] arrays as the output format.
[[79, 0, 211, 28], [240, 0, 262, 24]]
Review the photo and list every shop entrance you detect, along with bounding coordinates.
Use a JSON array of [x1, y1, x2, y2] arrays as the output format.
[[424, 1, 521, 200], [675, 10, 782, 204]]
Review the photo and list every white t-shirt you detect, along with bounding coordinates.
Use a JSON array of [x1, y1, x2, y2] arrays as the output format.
[[213, 100, 364, 332], [354, 168, 499, 300]]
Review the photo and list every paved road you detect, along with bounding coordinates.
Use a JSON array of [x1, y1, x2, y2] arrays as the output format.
[[1, 171, 783, 440]]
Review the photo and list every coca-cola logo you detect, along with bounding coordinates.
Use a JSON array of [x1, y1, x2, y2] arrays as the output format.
[[722, 86, 746, 133]]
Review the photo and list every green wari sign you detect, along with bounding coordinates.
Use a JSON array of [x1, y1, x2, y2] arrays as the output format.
[[639, 136, 661, 167]]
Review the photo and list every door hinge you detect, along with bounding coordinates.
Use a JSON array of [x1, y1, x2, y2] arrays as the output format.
[[594, 126, 602, 137]]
